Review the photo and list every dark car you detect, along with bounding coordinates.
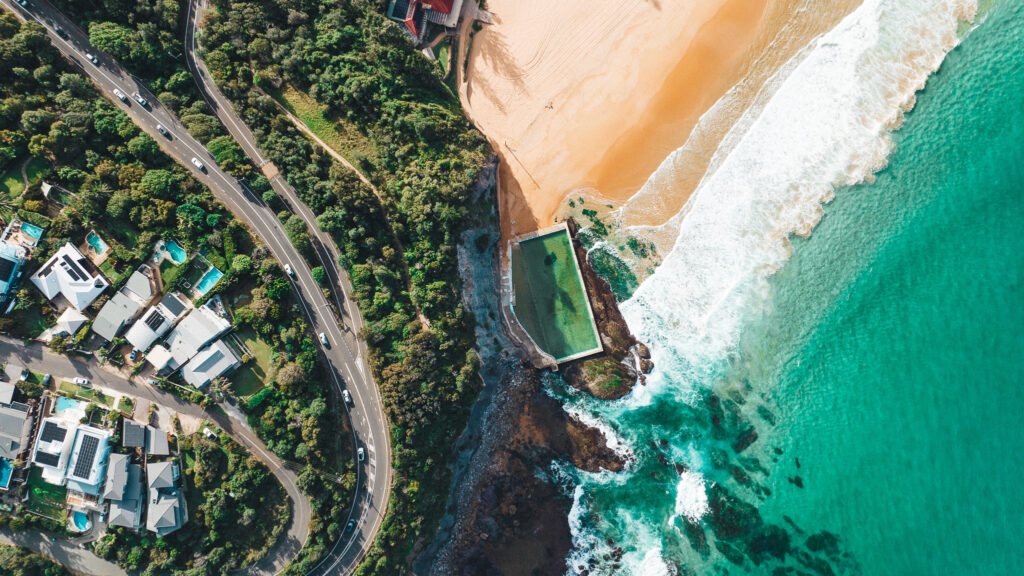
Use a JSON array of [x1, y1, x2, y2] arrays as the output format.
[[17, 0, 28, 7], [345, 519, 357, 534], [55, 26, 68, 39]]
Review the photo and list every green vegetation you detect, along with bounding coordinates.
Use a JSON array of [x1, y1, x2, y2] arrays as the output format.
[[268, 84, 378, 170], [0, 543, 68, 576], [94, 432, 289, 575], [26, 467, 66, 520], [1, 163, 23, 197], [232, 328, 274, 397], [116, 395, 135, 415], [511, 230, 600, 360], [202, 1, 489, 573]]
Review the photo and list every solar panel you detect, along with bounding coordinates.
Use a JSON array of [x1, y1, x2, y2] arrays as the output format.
[[72, 435, 99, 479], [40, 421, 67, 443], [145, 311, 166, 331], [34, 451, 60, 467], [61, 255, 84, 281]]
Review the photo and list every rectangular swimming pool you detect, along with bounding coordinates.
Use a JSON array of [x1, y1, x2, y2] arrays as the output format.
[[194, 267, 224, 297], [510, 226, 602, 362], [0, 458, 12, 489], [21, 222, 44, 240]]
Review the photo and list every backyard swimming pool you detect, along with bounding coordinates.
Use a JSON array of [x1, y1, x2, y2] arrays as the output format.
[[157, 239, 187, 264], [194, 267, 223, 297], [21, 222, 43, 240], [0, 458, 12, 489], [55, 396, 84, 414], [85, 231, 109, 255], [71, 511, 90, 532]]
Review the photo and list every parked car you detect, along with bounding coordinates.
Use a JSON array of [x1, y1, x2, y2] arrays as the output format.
[[17, 0, 28, 8], [129, 349, 140, 362], [145, 378, 157, 386], [156, 124, 170, 138], [191, 157, 205, 171], [345, 519, 357, 533], [72, 377, 90, 387], [85, 52, 98, 64], [318, 332, 329, 347], [284, 263, 294, 277], [357, 447, 365, 462], [132, 92, 148, 107], [55, 26, 68, 39], [112, 88, 127, 102], [42, 374, 52, 387], [342, 390, 352, 405]]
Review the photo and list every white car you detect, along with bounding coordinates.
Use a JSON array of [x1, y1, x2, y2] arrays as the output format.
[[191, 157, 205, 171], [113, 88, 127, 102], [132, 92, 148, 106], [357, 447, 365, 462], [85, 52, 98, 64], [72, 377, 90, 387], [342, 390, 352, 405], [318, 332, 329, 347], [284, 264, 294, 277]]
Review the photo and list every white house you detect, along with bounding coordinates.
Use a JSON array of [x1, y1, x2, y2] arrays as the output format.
[[124, 292, 190, 352], [30, 243, 109, 310], [181, 340, 240, 389]]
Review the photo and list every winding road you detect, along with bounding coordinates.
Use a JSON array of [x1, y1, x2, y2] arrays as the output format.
[[0, 0, 392, 574]]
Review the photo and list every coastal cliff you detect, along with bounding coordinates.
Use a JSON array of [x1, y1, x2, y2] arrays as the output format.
[[561, 218, 653, 400], [419, 163, 626, 575]]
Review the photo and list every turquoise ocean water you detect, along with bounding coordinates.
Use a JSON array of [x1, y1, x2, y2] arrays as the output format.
[[558, 1, 1024, 574], [745, 1, 1024, 573]]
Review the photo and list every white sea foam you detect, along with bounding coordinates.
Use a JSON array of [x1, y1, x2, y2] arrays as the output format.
[[622, 0, 974, 379], [566, 0, 977, 573], [563, 405, 637, 466], [673, 471, 710, 524]]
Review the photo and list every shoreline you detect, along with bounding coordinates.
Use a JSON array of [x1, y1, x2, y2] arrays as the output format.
[[461, 0, 864, 244]]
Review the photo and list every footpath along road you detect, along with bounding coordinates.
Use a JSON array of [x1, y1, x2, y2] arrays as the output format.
[[1, 0, 391, 574]]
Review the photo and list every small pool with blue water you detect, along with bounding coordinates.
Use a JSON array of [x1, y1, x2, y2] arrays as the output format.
[[163, 240, 187, 264], [194, 267, 224, 296], [55, 396, 84, 414], [85, 231, 109, 255], [71, 511, 90, 532], [20, 222, 43, 240], [0, 458, 12, 489]]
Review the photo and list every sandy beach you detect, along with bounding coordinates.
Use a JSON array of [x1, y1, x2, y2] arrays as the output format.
[[460, 0, 862, 241]]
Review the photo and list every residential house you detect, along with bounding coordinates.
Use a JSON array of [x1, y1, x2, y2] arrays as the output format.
[[32, 414, 112, 510], [159, 305, 231, 371], [146, 461, 187, 536], [0, 242, 27, 315], [124, 292, 190, 352], [122, 419, 146, 449], [0, 383, 33, 490], [30, 243, 110, 311], [93, 268, 156, 341], [146, 426, 169, 457], [181, 339, 240, 389], [386, 0, 463, 42], [103, 453, 143, 530]]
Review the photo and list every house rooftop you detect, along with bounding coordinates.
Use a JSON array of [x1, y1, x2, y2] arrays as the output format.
[[30, 243, 110, 311], [123, 420, 146, 448], [146, 426, 169, 456], [107, 463, 142, 529], [163, 305, 231, 369], [124, 292, 191, 352], [182, 339, 240, 389], [0, 401, 31, 460]]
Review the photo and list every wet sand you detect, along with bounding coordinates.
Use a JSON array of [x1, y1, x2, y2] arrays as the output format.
[[461, 0, 863, 243]]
